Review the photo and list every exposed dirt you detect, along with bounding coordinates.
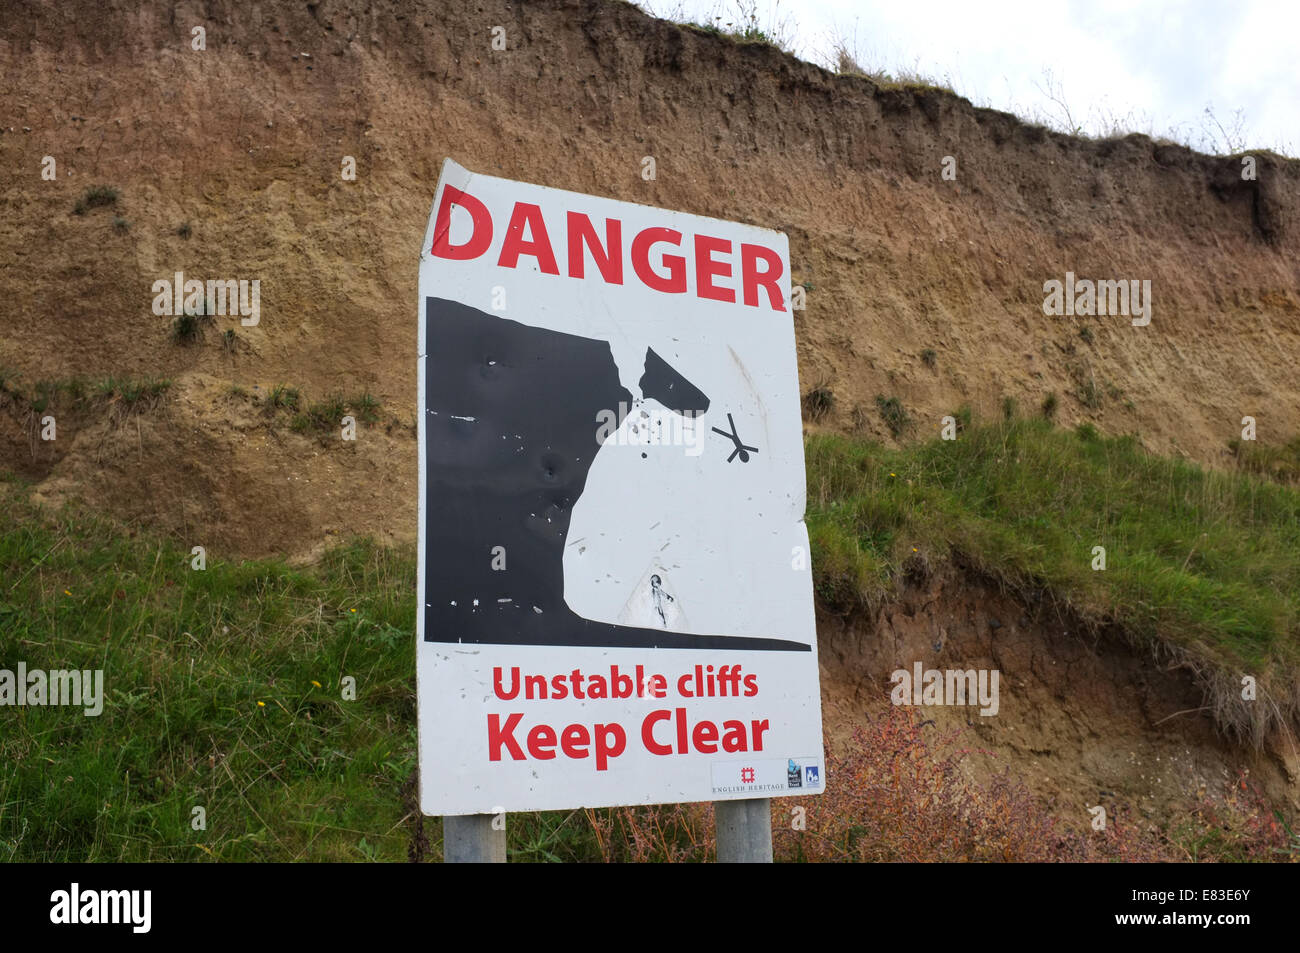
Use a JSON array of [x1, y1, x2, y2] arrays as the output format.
[[2, 0, 1299, 831], [817, 565, 1300, 834]]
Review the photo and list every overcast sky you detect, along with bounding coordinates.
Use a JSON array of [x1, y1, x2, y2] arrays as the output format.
[[639, 0, 1297, 155]]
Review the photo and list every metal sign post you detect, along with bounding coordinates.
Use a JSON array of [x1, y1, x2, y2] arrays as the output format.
[[715, 798, 773, 863], [442, 814, 506, 863]]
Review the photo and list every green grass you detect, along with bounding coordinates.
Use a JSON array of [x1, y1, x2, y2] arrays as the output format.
[[349, 391, 381, 425], [1229, 436, 1300, 485], [2, 374, 167, 416], [291, 395, 347, 433], [0, 480, 615, 862], [93, 376, 171, 408], [266, 384, 301, 411], [0, 484, 419, 861], [290, 392, 382, 433], [32, 378, 89, 413], [806, 417, 1300, 741], [262, 385, 381, 430]]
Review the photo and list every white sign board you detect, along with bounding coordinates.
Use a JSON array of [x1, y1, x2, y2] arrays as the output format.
[[417, 159, 823, 815]]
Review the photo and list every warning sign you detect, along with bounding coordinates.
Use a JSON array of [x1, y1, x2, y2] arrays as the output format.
[[417, 159, 823, 814]]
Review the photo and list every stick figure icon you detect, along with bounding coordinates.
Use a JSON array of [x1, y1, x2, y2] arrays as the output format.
[[712, 412, 759, 463], [649, 574, 674, 627]]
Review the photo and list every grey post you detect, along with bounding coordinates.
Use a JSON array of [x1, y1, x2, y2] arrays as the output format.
[[714, 798, 773, 863], [443, 813, 507, 863]]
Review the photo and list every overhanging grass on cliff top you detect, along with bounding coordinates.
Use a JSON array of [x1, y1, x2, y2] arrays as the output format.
[[807, 418, 1300, 740]]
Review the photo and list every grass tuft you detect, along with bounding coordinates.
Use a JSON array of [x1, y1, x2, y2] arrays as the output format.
[[73, 185, 119, 216], [285, 391, 382, 434], [93, 376, 171, 415], [267, 384, 301, 411], [1041, 392, 1059, 421], [803, 384, 834, 422], [171, 313, 204, 345], [875, 394, 908, 437]]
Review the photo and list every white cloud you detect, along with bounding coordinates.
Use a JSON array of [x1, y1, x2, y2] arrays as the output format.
[[642, 0, 1296, 152]]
